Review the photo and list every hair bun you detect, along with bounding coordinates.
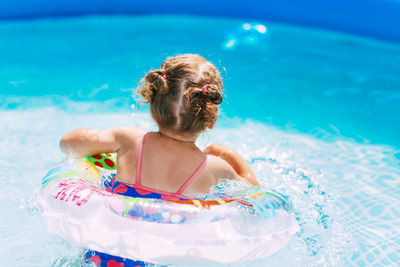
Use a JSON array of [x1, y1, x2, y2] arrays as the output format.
[[204, 84, 222, 105], [137, 70, 169, 103], [145, 70, 169, 95]]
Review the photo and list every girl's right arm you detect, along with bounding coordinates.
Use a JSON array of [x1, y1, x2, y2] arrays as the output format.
[[204, 143, 259, 185], [60, 127, 144, 156]]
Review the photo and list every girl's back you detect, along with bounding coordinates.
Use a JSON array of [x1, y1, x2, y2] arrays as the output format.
[[116, 130, 215, 196]]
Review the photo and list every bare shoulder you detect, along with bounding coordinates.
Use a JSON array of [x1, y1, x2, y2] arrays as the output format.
[[112, 126, 146, 135], [112, 127, 146, 145], [206, 154, 254, 184], [206, 155, 236, 180]]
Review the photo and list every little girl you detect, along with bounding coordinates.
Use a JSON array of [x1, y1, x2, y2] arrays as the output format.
[[60, 54, 259, 267]]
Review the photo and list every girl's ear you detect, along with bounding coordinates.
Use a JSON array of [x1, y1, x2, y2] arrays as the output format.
[[208, 116, 218, 129]]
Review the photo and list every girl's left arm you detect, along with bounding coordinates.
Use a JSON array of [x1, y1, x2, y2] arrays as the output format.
[[204, 143, 259, 186]]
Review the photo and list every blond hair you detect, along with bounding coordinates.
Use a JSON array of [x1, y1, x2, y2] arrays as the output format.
[[137, 54, 223, 133]]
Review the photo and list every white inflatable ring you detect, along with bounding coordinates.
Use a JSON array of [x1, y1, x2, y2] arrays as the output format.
[[37, 154, 298, 264]]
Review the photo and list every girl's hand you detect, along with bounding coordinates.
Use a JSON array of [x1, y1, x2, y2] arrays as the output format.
[[204, 143, 259, 185]]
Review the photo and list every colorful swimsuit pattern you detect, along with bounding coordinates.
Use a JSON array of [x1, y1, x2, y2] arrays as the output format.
[[84, 133, 207, 267]]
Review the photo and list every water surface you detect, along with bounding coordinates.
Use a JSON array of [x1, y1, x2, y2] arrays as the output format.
[[0, 15, 399, 266]]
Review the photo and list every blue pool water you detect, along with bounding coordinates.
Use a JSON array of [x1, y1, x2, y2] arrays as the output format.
[[0, 16, 399, 266]]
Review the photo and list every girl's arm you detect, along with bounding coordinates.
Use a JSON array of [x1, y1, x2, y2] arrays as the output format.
[[60, 127, 143, 156], [204, 143, 259, 186], [60, 128, 120, 155]]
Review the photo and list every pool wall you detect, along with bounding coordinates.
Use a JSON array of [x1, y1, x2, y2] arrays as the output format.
[[0, 0, 399, 43]]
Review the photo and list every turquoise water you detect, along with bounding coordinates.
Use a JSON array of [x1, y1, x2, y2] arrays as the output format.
[[0, 16, 399, 266]]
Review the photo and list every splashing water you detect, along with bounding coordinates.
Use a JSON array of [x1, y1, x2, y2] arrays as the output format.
[[1, 108, 398, 266]]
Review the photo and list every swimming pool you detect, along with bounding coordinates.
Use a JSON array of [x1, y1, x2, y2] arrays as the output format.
[[0, 14, 399, 267]]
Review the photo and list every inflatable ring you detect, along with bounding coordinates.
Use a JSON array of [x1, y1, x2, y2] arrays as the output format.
[[37, 153, 298, 264]]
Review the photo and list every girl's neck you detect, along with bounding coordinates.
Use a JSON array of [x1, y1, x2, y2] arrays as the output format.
[[158, 129, 199, 144]]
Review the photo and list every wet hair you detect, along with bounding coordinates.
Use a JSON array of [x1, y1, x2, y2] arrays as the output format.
[[137, 54, 223, 134]]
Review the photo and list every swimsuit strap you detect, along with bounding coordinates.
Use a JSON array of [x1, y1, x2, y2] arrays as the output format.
[[135, 132, 149, 185], [176, 155, 207, 195]]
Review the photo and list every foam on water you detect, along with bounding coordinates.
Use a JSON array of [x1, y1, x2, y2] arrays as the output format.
[[1, 106, 398, 266]]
